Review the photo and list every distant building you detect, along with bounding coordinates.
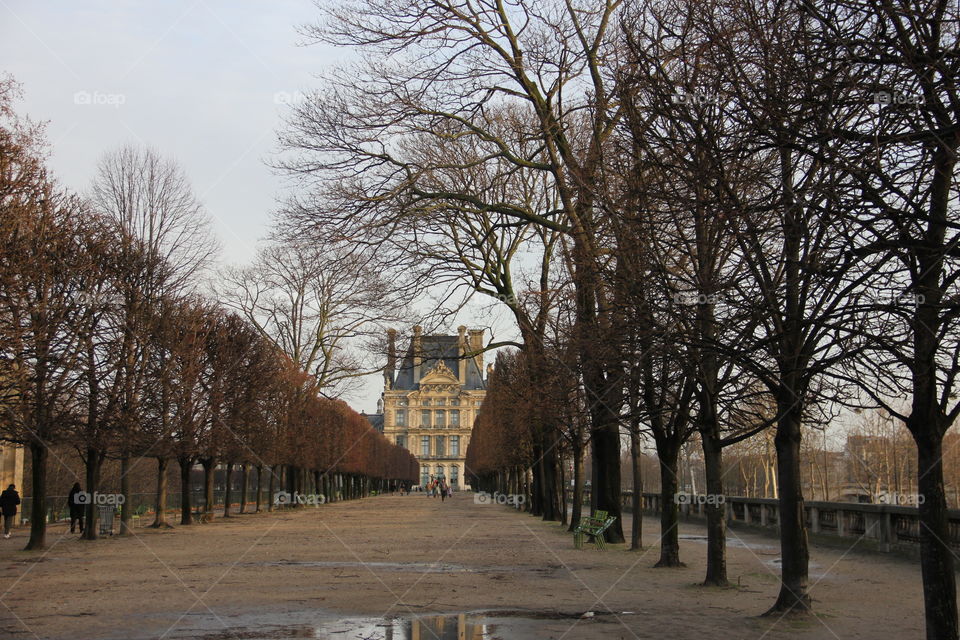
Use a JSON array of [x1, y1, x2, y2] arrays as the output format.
[[362, 398, 385, 434], [381, 326, 487, 489], [0, 445, 23, 524]]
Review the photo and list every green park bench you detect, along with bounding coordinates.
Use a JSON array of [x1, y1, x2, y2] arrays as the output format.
[[573, 510, 617, 550], [129, 504, 149, 528]]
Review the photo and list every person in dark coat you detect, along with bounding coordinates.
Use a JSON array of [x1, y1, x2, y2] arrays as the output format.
[[0, 484, 21, 538], [68, 482, 85, 534]]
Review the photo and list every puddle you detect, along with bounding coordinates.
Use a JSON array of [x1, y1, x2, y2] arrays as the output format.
[[764, 557, 827, 578], [678, 534, 776, 552], [233, 561, 561, 576], [245, 560, 473, 573], [165, 610, 632, 640], [677, 535, 831, 580]]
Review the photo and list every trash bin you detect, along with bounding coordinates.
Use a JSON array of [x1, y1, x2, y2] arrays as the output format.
[[98, 505, 115, 536]]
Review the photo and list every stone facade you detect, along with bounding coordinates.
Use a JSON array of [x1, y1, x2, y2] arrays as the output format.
[[0, 444, 23, 524], [381, 326, 486, 489]]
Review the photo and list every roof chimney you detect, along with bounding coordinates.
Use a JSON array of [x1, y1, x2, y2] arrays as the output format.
[[457, 325, 467, 384], [468, 329, 484, 381], [384, 328, 397, 389], [413, 325, 423, 382]]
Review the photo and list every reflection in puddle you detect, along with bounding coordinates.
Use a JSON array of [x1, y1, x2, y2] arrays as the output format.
[[319, 613, 492, 640], [173, 611, 595, 639]]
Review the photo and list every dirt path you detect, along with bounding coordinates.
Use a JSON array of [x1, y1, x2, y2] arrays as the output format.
[[0, 492, 927, 639]]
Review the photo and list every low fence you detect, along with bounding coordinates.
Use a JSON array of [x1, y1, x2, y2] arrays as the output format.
[[568, 490, 960, 554]]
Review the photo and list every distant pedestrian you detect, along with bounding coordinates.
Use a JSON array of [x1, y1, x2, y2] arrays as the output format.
[[0, 484, 20, 538], [68, 482, 85, 534], [440, 480, 447, 502]]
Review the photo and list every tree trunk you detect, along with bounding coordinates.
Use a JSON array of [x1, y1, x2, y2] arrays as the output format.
[[540, 429, 561, 521], [267, 465, 276, 512], [178, 457, 193, 525], [530, 446, 544, 516], [239, 464, 248, 514], [82, 447, 103, 541], [201, 458, 215, 519], [655, 444, 683, 567], [255, 465, 263, 512], [223, 462, 233, 517], [569, 446, 585, 532], [765, 407, 810, 613], [559, 450, 567, 526], [914, 431, 958, 639], [119, 455, 132, 535], [630, 428, 643, 550], [701, 431, 727, 586], [25, 442, 48, 550], [589, 402, 624, 543], [152, 457, 170, 528]]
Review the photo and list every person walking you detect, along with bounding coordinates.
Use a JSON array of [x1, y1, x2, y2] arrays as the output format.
[[0, 484, 21, 539], [68, 482, 85, 534], [439, 479, 447, 502]]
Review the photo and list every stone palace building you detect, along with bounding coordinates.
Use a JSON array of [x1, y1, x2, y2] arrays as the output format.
[[380, 326, 487, 489]]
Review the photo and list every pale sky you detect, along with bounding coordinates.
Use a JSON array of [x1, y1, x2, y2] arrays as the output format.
[[0, 0, 518, 411], [1, 0, 325, 266]]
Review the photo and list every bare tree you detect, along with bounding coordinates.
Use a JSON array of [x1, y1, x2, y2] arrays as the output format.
[[0, 79, 93, 549], [806, 1, 960, 635], [219, 239, 403, 398], [280, 0, 629, 539], [0, 190, 92, 550], [89, 144, 217, 532]]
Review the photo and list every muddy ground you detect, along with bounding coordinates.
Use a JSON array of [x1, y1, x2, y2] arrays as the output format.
[[0, 492, 927, 639]]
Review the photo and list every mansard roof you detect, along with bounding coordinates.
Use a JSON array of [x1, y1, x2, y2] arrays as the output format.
[[391, 333, 485, 391]]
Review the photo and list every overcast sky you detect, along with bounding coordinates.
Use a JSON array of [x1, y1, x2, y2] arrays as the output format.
[[1, 0, 327, 265], [0, 0, 517, 412]]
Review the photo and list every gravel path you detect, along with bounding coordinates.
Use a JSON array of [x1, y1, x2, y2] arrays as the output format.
[[0, 492, 927, 639]]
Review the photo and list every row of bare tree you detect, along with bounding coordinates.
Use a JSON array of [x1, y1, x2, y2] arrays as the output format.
[[0, 76, 418, 552], [274, 0, 960, 636]]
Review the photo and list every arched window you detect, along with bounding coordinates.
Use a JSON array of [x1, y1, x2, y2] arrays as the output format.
[[450, 465, 459, 489]]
